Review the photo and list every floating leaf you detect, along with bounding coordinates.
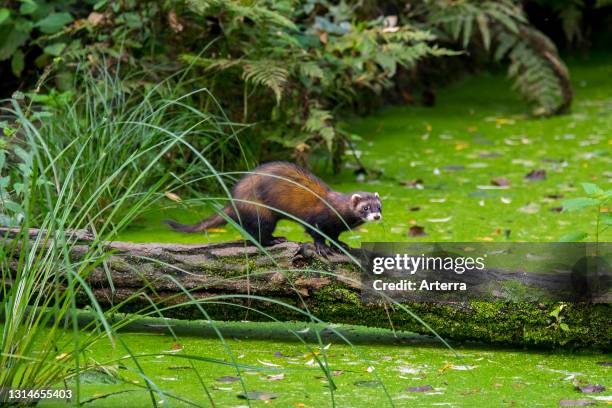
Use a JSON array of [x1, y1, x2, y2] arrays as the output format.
[[559, 400, 594, 407], [257, 359, 280, 367], [216, 376, 240, 383], [238, 391, 278, 401], [354, 380, 382, 388], [426, 216, 451, 223], [452, 365, 478, 371], [575, 384, 605, 394], [408, 225, 427, 237], [400, 179, 424, 189], [406, 385, 433, 392], [491, 177, 510, 187], [266, 374, 285, 381], [518, 203, 540, 214], [525, 169, 546, 180]]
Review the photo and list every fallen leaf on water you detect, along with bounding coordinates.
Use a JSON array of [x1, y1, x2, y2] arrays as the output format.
[[559, 400, 594, 407], [354, 380, 382, 388], [462, 388, 480, 396], [171, 342, 182, 350], [550, 206, 563, 212], [438, 363, 453, 373], [408, 226, 427, 237], [216, 376, 240, 383], [398, 366, 421, 375], [451, 365, 478, 371], [479, 151, 501, 158], [495, 117, 514, 126], [409, 206, 421, 211], [406, 385, 433, 392], [491, 177, 511, 187], [266, 374, 285, 381], [546, 194, 564, 199], [455, 141, 469, 150], [399, 179, 424, 189], [274, 351, 299, 359], [258, 359, 281, 367], [525, 169, 547, 180], [332, 370, 344, 376], [519, 203, 540, 214], [477, 185, 509, 190], [238, 391, 278, 401], [575, 383, 605, 394], [427, 216, 452, 223], [477, 237, 493, 241]]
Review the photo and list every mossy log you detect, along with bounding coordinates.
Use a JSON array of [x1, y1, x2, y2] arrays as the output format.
[[2, 227, 609, 349]]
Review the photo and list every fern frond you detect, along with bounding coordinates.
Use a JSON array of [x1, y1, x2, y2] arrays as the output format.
[[187, 0, 296, 30], [242, 61, 288, 103]]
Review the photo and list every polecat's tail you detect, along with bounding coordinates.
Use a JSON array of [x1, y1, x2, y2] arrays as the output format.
[[164, 207, 231, 233]]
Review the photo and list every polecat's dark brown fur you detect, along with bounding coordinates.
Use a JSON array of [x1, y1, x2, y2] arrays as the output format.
[[165, 161, 382, 255]]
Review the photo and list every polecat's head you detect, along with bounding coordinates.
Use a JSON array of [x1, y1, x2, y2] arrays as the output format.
[[350, 192, 382, 222]]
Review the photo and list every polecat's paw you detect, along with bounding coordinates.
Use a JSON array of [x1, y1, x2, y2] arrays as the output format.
[[268, 236, 288, 245], [331, 241, 351, 253], [314, 242, 335, 257]]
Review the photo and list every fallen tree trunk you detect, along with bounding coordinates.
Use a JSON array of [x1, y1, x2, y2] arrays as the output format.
[[2, 228, 609, 349]]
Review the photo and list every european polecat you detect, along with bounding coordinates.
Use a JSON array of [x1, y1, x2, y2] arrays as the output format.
[[165, 161, 382, 255]]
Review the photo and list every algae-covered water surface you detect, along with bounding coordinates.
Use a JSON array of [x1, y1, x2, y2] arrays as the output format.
[[34, 322, 610, 408], [117, 55, 611, 245]]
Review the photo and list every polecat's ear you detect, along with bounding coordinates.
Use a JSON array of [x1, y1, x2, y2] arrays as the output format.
[[374, 192, 379, 198], [350, 194, 362, 206]]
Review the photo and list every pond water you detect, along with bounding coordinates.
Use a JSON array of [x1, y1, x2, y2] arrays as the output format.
[[37, 321, 610, 407]]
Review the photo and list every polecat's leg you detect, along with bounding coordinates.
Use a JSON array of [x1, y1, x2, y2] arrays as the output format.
[[327, 230, 350, 253], [306, 227, 334, 256]]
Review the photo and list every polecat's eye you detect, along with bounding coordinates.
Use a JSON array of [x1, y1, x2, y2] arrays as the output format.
[[363, 206, 370, 212]]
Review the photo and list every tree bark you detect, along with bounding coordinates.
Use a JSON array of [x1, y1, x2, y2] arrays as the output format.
[[2, 227, 609, 349]]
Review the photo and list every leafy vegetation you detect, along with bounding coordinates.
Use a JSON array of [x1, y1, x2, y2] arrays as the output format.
[[1, 0, 581, 167]]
